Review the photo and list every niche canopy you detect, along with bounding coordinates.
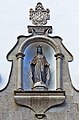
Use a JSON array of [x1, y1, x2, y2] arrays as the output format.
[[7, 2, 73, 119]]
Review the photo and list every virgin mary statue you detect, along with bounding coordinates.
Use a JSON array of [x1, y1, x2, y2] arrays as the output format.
[[30, 45, 50, 88]]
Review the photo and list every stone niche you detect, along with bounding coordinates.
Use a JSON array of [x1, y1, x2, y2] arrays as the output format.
[[7, 2, 73, 119]]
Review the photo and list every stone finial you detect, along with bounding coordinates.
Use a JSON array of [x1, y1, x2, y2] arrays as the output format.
[[29, 2, 50, 26]]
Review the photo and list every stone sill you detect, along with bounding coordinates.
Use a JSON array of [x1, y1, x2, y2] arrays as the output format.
[[14, 90, 65, 114]]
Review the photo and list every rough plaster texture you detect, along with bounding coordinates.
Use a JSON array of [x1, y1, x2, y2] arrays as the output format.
[[0, 26, 79, 120]]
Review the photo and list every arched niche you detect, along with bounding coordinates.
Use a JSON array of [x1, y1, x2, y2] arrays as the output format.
[[16, 36, 64, 91], [23, 42, 56, 90]]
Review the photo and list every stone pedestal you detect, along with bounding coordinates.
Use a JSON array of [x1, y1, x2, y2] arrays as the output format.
[[32, 81, 48, 91]]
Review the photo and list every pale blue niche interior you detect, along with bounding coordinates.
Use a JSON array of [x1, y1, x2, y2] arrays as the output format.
[[23, 42, 56, 90]]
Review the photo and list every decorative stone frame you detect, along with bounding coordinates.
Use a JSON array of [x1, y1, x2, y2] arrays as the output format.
[[15, 35, 64, 91], [14, 31, 66, 118], [6, 25, 73, 118]]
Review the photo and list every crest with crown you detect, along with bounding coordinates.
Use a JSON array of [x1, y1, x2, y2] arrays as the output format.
[[29, 2, 50, 26]]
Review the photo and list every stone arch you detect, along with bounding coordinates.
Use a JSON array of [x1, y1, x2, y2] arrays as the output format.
[[16, 35, 64, 90], [18, 36, 61, 53]]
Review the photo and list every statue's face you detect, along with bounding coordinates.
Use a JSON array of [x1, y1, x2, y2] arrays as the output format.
[[37, 47, 42, 54]]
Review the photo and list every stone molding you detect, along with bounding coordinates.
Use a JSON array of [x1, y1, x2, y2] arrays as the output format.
[[28, 26, 52, 35]]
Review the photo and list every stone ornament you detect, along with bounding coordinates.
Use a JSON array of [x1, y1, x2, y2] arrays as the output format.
[[29, 2, 50, 26]]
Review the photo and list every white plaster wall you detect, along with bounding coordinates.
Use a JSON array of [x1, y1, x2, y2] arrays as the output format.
[[0, 0, 79, 90]]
